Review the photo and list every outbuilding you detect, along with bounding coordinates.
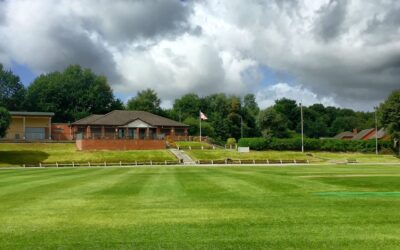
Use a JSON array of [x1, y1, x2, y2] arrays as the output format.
[[3, 111, 54, 140]]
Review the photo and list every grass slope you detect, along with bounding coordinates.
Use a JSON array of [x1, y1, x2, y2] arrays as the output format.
[[187, 149, 400, 163], [0, 143, 176, 166], [1, 165, 400, 248]]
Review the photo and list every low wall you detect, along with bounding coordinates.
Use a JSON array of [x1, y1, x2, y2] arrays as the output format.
[[76, 139, 166, 151], [52, 123, 73, 141]]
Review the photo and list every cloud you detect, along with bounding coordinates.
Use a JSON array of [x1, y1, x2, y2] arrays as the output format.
[[256, 83, 338, 108], [314, 0, 348, 42], [0, 0, 193, 84], [0, 0, 399, 110], [71, 0, 193, 43]]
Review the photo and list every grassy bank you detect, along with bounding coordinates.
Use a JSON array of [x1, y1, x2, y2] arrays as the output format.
[[1, 165, 400, 248], [186, 149, 400, 163], [0, 143, 176, 166]]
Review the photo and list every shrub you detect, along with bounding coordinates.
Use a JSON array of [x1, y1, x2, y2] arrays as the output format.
[[0, 107, 11, 138], [226, 138, 236, 147], [239, 137, 394, 153], [238, 138, 270, 150]]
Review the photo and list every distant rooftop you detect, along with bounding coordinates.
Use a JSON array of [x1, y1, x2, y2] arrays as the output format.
[[10, 111, 55, 117], [334, 131, 354, 139]]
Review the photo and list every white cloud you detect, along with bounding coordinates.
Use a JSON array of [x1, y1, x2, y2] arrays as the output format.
[[256, 83, 338, 108], [0, 0, 399, 110]]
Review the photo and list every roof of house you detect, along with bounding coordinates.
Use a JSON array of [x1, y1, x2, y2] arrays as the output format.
[[368, 128, 386, 140], [334, 131, 354, 139], [352, 128, 375, 140], [10, 111, 55, 117], [72, 110, 188, 127]]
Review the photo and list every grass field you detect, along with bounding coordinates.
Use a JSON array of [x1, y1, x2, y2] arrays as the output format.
[[1, 165, 400, 249], [0, 143, 176, 166], [187, 149, 400, 163]]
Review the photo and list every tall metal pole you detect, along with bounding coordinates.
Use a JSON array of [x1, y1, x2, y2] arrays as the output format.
[[238, 115, 243, 139], [375, 107, 378, 155], [199, 111, 202, 142], [301, 103, 304, 153]]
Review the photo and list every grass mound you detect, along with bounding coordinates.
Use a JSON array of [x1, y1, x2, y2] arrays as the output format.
[[0, 143, 176, 166], [186, 149, 400, 163]]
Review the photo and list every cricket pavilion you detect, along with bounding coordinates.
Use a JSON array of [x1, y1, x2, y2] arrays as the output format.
[[71, 110, 189, 150]]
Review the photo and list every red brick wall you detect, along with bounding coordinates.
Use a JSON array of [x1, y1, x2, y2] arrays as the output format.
[[76, 139, 166, 150], [52, 123, 73, 140]]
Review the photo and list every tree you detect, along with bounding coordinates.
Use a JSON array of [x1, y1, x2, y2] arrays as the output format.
[[183, 117, 214, 137], [257, 107, 290, 138], [379, 90, 400, 148], [0, 64, 26, 110], [242, 94, 260, 137], [172, 93, 201, 121], [127, 89, 162, 115], [26, 65, 120, 122], [0, 107, 11, 138], [274, 98, 299, 130], [243, 94, 259, 117]]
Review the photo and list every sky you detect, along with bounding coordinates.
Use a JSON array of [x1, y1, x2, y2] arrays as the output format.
[[0, 0, 399, 111]]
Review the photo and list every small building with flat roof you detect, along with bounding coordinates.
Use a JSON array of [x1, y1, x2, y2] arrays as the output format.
[[3, 111, 54, 140]]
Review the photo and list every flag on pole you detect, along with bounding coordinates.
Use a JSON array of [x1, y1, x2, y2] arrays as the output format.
[[200, 111, 208, 120]]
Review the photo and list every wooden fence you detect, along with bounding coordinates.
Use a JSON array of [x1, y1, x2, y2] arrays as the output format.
[[21, 160, 181, 168], [17, 159, 310, 168], [196, 159, 310, 165]]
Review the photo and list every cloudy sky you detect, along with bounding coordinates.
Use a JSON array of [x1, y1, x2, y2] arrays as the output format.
[[0, 0, 399, 110]]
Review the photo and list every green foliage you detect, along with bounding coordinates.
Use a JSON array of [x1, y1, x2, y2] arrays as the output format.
[[257, 99, 375, 139], [257, 107, 290, 138], [0, 107, 11, 138], [226, 138, 236, 146], [172, 93, 201, 121], [127, 88, 162, 115], [0, 64, 26, 110], [183, 117, 214, 137], [238, 138, 270, 150], [243, 94, 260, 117], [25, 65, 121, 122], [379, 89, 400, 141], [274, 98, 299, 130]]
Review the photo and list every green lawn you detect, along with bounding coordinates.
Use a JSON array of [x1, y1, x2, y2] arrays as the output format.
[[1, 165, 400, 248], [0, 143, 176, 166], [187, 149, 400, 163]]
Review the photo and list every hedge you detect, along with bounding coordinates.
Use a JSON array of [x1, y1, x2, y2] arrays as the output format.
[[238, 137, 393, 153], [237, 138, 269, 151]]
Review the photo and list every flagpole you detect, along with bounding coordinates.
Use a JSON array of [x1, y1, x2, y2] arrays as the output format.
[[199, 111, 202, 142], [375, 107, 378, 155], [300, 102, 304, 153]]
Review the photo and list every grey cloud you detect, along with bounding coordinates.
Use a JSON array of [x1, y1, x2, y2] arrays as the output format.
[[46, 26, 121, 84], [363, 4, 400, 44], [314, 0, 348, 42], [1, 0, 400, 111], [80, 0, 192, 43]]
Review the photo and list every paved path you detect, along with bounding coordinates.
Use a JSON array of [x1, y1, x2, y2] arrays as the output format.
[[169, 148, 196, 165]]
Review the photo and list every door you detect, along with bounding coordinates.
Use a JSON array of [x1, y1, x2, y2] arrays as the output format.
[[25, 127, 46, 140]]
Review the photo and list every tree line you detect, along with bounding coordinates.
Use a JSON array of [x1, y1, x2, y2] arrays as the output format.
[[0, 64, 399, 145]]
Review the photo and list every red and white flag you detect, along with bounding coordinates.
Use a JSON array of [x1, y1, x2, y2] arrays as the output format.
[[200, 111, 208, 120]]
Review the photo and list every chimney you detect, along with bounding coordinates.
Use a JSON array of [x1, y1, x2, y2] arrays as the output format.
[[353, 129, 358, 134]]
